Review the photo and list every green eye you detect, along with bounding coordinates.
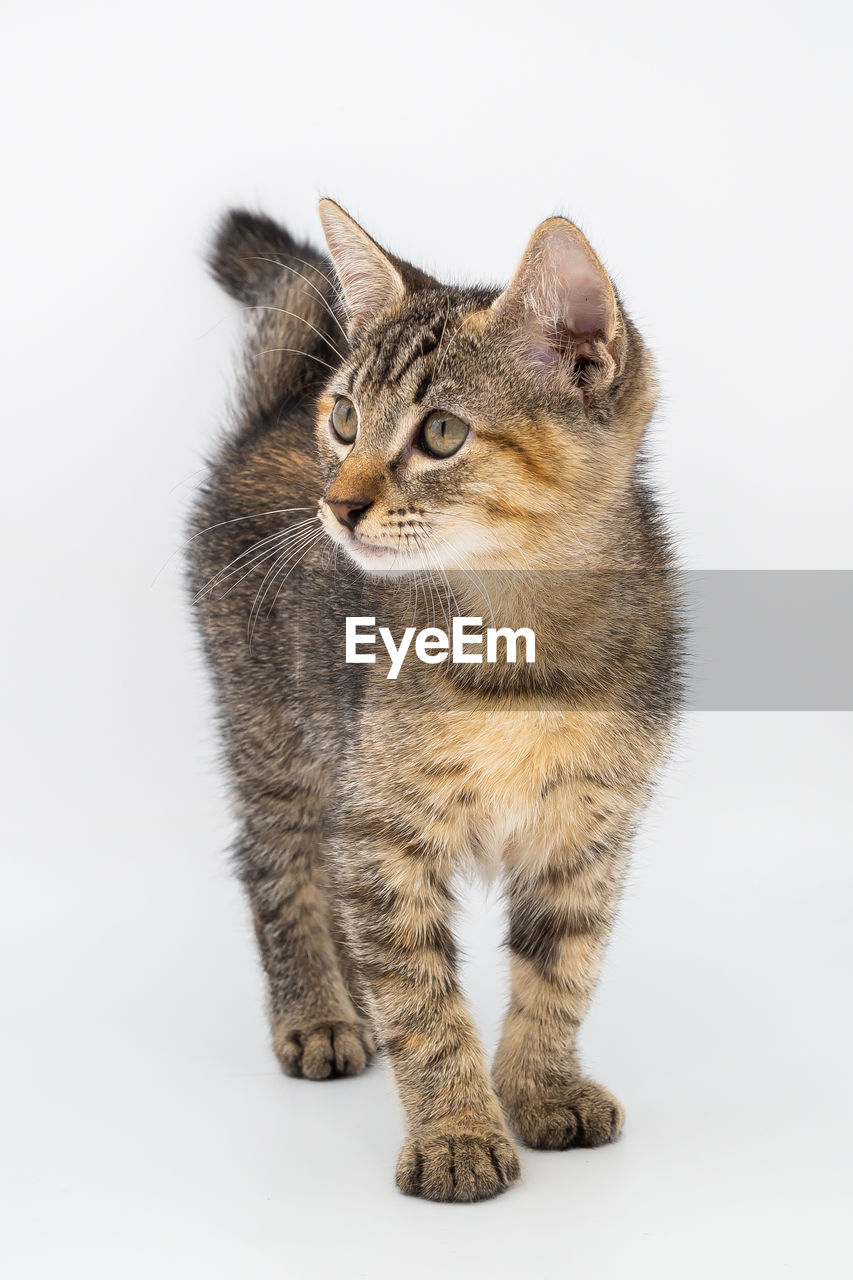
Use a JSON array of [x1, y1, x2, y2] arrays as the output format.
[[421, 411, 469, 458], [331, 396, 358, 443]]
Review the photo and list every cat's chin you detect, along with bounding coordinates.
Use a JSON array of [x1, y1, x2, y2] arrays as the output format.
[[333, 533, 412, 577]]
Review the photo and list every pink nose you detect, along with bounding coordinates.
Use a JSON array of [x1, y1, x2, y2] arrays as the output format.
[[327, 498, 372, 531]]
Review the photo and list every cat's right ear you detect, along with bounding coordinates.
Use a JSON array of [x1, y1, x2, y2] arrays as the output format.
[[318, 199, 406, 333]]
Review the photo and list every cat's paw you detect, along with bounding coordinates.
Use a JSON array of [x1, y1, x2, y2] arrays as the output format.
[[396, 1124, 521, 1202], [273, 1018, 375, 1080], [499, 1078, 624, 1150]]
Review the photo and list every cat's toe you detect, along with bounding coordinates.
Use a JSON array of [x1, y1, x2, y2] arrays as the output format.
[[500, 1078, 624, 1150], [273, 1019, 375, 1080], [396, 1125, 521, 1202]]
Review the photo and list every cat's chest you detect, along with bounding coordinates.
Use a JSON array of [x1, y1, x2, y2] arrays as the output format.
[[421, 699, 634, 871], [444, 701, 612, 797]]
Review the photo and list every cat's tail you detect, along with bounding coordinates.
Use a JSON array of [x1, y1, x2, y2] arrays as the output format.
[[207, 209, 347, 404]]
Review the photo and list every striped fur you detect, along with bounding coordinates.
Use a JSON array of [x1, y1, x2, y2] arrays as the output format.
[[187, 203, 681, 1202]]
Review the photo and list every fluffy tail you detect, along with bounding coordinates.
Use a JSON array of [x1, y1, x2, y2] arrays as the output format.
[[207, 209, 346, 406]]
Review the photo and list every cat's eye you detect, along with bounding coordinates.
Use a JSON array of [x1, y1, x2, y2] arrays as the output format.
[[420, 411, 469, 459], [331, 396, 358, 443]]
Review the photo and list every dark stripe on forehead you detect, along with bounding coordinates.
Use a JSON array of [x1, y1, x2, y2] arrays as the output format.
[[368, 323, 408, 387], [352, 306, 451, 396], [369, 308, 426, 387], [385, 321, 445, 386], [352, 327, 393, 396]]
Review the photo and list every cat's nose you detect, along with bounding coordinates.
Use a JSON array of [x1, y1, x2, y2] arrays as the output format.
[[327, 497, 373, 532]]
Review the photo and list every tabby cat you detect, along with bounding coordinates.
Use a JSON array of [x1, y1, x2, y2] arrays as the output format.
[[188, 200, 681, 1202]]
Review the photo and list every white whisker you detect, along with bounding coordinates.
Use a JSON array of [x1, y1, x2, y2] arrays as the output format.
[[246, 525, 325, 624], [152, 506, 316, 587], [433, 533, 496, 625], [245, 305, 345, 362], [195, 517, 321, 602], [238, 258, 349, 341], [264, 528, 329, 622], [253, 346, 337, 371], [249, 527, 327, 647]]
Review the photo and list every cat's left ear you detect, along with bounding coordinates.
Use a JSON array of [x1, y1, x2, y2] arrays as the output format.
[[492, 217, 623, 393], [318, 199, 407, 333]]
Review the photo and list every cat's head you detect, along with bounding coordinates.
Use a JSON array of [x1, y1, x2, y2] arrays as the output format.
[[313, 201, 656, 574]]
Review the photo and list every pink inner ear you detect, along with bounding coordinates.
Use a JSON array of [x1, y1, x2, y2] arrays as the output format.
[[540, 234, 614, 342]]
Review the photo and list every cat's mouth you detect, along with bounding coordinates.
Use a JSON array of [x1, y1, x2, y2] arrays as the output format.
[[346, 533, 394, 562], [320, 505, 445, 574], [323, 519, 400, 570]]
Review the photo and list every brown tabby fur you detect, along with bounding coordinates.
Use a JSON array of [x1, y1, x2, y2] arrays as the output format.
[[187, 201, 681, 1202]]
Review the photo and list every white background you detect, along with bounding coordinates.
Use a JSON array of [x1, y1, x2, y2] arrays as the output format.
[[1, 2, 851, 1276]]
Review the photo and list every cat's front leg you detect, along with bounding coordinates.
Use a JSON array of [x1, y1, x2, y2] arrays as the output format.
[[493, 839, 628, 1150], [234, 768, 373, 1081], [336, 808, 520, 1202]]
